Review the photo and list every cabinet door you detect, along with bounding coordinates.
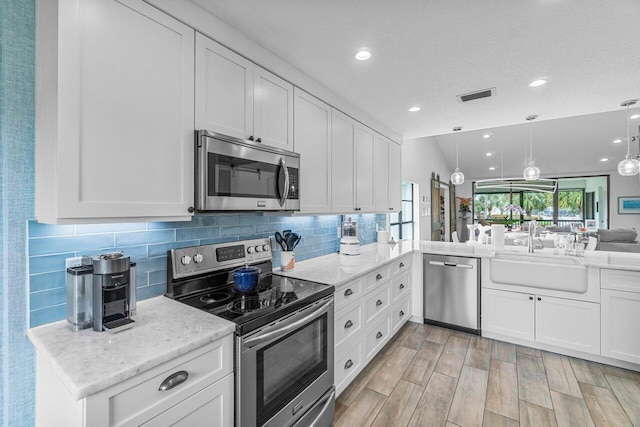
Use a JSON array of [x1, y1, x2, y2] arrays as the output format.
[[374, 134, 390, 212], [388, 142, 402, 212], [355, 125, 375, 212], [195, 33, 253, 140], [253, 66, 294, 151], [331, 110, 356, 212], [535, 296, 600, 355], [141, 374, 233, 427], [602, 289, 640, 364], [293, 89, 331, 213], [481, 288, 534, 341], [37, 0, 195, 222]]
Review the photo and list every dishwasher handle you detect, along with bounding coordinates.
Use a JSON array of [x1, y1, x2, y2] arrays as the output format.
[[428, 260, 474, 269]]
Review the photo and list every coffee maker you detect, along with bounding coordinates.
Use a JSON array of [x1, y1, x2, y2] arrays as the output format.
[[66, 252, 136, 333], [340, 217, 360, 256]]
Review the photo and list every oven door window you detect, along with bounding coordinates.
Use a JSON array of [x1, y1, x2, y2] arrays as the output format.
[[208, 153, 285, 199], [256, 314, 327, 425]]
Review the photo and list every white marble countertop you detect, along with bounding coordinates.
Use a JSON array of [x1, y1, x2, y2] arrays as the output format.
[[275, 240, 640, 286], [28, 296, 235, 400]]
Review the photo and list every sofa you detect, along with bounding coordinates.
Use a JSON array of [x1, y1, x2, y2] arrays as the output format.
[[596, 228, 640, 253]]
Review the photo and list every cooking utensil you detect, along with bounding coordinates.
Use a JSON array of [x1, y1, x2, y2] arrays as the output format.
[[292, 235, 302, 249], [275, 232, 287, 251], [285, 232, 299, 251], [232, 266, 261, 292]]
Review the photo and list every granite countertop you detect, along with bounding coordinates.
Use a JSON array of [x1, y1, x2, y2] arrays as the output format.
[[28, 296, 235, 400]]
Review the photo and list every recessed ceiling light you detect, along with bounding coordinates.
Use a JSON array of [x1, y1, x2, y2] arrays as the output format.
[[489, 167, 496, 171], [354, 48, 371, 61], [483, 134, 491, 139], [486, 152, 493, 157], [408, 106, 421, 112], [631, 114, 640, 120], [600, 158, 609, 162], [529, 79, 547, 87], [613, 139, 622, 144]]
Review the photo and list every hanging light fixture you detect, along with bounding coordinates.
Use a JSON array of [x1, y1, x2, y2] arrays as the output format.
[[523, 115, 540, 180], [617, 99, 640, 176], [450, 126, 465, 185]]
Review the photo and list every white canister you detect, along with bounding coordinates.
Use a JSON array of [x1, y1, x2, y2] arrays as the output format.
[[377, 230, 389, 244], [280, 251, 295, 271], [491, 225, 505, 250]]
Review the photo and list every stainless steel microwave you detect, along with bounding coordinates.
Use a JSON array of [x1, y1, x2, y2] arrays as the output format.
[[195, 130, 300, 212]]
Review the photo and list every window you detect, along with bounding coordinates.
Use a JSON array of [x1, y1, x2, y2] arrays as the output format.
[[390, 181, 414, 240]]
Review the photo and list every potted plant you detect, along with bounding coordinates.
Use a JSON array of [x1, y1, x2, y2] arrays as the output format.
[[458, 197, 472, 218]]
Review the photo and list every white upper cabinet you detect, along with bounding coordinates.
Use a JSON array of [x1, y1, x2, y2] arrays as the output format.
[[388, 141, 402, 212], [293, 89, 332, 214], [331, 110, 356, 212], [35, 0, 195, 223], [195, 33, 294, 151], [374, 135, 390, 212], [355, 126, 375, 212]]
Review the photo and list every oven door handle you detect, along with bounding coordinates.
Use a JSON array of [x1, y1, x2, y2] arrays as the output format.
[[278, 157, 290, 207], [243, 299, 333, 349]]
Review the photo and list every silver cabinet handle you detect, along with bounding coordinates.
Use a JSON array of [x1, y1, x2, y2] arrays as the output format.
[[399, 262, 405, 268], [159, 371, 188, 391], [344, 320, 353, 329], [376, 299, 383, 306], [376, 331, 383, 339], [400, 310, 405, 317], [345, 360, 353, 369], [399, 283, 405, 289], [344, 288, 353, 296], [376, 273, 383, 280]]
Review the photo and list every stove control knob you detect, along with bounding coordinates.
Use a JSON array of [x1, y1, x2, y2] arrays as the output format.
[[255, 245, 263, 252], [262, 244, 270, 252], [247, 246, 255, 254], [181, 255, 192, 265], [193, 253, 204, 263]]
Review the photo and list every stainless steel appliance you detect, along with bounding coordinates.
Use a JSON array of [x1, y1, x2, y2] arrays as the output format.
[[166, 238, 335, 427], [66, 253, 137, 333], [195, 130, 300, 212], [423, 254, 480, 334]]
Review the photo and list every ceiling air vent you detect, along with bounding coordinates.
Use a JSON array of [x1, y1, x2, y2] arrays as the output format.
[[458, 87, 496, 103]]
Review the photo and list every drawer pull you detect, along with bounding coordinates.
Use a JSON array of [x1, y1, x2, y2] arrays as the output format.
[[399, 262, 405, 268], [159, 371, 189, 391], [345, 359, 354, 369], [376, 331, 383, 339], [529, 296, 534, 300], [344, 288, 353, 297], [400, 310, 405, 317], [399, 283, 405, 289], [376, 299, 383, 306], [537, 297, 542, 301], [376, 273, 383, 280], [344, 320, 354, 329]]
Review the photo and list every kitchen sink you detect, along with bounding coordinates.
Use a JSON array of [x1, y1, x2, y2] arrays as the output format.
[[490, 252, 588, 293]]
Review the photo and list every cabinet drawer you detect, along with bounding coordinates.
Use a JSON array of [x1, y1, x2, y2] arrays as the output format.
[[391, 272, 410, 302], [365, 266, 390, 291], [601, 269, 640, 293], [392, 296, 411, 334], [335, 341, 364, 394], [110, 336, 232, 426], [602, 289, 640, 364], [335, 278, 363, 311], [335, 299, 364, 353], [390, 256, 411, 276], [366, 315, 391, 361], [365, 284, 390, 324]]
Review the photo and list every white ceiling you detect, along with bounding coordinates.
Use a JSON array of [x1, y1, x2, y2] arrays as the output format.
[[192, 0, 640, 178]]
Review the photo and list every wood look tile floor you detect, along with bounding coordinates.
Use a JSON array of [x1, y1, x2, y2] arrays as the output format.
[[335, 322, 640, 427]]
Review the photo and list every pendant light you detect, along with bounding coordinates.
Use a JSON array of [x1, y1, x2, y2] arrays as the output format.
[[450, 126, 465, 185], [523, 115, 540, 181], [617, 99, 640, 176]]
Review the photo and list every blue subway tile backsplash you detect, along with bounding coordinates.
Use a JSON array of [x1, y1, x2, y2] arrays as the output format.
[[27, 213, 386, 327]]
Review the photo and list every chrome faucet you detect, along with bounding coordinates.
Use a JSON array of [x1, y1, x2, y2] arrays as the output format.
[[528, 220, 539, 253]]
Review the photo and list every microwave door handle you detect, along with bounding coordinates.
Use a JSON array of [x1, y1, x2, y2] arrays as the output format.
[[243, 299, 333, 349], [278, 157, 290, 207]]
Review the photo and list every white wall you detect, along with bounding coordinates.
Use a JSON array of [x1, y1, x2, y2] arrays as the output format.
[[610, 173, 640, 230], [402, 136, 453, 241]]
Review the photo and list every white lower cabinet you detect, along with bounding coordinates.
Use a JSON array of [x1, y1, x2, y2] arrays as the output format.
[[333, 255, 412, 397], [601, 289, 640, 364], [482, 288, 600, 355], [36, 335, 234, 427]]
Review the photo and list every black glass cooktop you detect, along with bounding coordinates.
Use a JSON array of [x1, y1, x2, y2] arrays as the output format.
[[175, 274, 333, 335]]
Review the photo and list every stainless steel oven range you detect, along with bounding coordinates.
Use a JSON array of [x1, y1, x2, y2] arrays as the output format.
[[166, 238, 335, 427]]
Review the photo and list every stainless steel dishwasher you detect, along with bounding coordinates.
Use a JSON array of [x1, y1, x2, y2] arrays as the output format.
[[423, 254, 480, 334]]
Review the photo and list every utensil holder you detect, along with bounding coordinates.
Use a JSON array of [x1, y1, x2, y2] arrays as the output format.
[[281, 251, 295, 271]]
